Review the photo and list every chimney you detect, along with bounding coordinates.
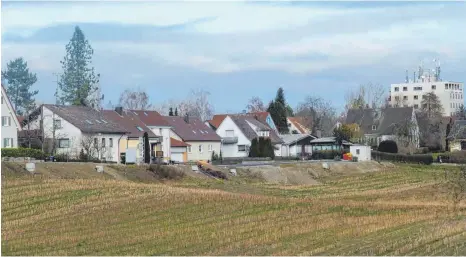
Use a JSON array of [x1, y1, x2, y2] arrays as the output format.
[[316, 129, 322, 138], [115, 107, 123, 116], [184, 113, 189, 123]]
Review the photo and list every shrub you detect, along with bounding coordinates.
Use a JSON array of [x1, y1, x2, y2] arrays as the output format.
[[1, 148, 46, 159], [378, 140, 398, 153], [371, 151, 433, 165], [148, 164, 185, 180], [311, 150, 342, 160], [438, 151, 466, 164], [249, 137, 275, 159]]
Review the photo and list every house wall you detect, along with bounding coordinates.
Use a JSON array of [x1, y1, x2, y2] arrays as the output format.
[[350, 145, 371, 161], [186, 141, 221, 161], [215, 116, 251, 158], [149, 126, 171, 161], [1, 89, 20, 148]]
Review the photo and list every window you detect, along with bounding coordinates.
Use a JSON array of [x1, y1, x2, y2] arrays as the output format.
[[208, 144, 212, 152], [238, 145, 247, 152], [403, 87, 408, 91], [2, 116, 11, 127], [187, 146, 192, 153], [445, 84, 448, 89], [94, 138, 98, 146], [403, 96, 408, 100], [395, 96, 400, 100], [372, 125, 377, 131], [102, 138, 106, 147], [414, 95, 418, 100], [432, 85, 436, 90], [394, 87, 399, 92], [356, 149, 360, 155], [414, 104, 419, 109], [109, 138, 113, 148], [414, 86, 422, 91], [58, 139, 70, 148], [2, 138, 13, 148], [53, 119, 62, 129], [225, 130, 234, 137], [136, 126, 144, 131], [199, 145, 203, 153]]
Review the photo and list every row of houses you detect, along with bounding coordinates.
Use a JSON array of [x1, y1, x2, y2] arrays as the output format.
[[3, 84, 466, 163]]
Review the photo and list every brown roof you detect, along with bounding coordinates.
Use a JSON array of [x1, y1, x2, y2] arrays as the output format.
[[42, 105, 127, 134], [171, 138, 190, 147], [288, 117, 310, 134], [130, 110, 171, 127], [102, 109, 157, 138], [163, 116, 221, 142], [209, 114, 227, 129], [17, 116, 25, 125]]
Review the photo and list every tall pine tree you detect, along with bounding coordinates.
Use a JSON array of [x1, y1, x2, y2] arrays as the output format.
[[58, 26, 100, 106], [1, 58, 38, 115], [169, 107, 174, 116], [268, 87, 289, 134], [174, 108, 178, 116]]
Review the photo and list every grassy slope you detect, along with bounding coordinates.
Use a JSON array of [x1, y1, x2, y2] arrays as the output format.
[[2, 163, 466, 255]]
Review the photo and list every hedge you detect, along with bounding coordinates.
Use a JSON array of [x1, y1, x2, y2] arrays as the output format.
[[371, 150, 433, 165], [436, 151, 466, 164], [311, 150, 343, 160], [1, 148, 46, 159]]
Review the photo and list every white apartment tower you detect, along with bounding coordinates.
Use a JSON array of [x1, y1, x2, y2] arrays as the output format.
[[389, 60, 464, 116]]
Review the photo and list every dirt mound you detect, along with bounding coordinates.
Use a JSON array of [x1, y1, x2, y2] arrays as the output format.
[[236, 161, 393, 185]]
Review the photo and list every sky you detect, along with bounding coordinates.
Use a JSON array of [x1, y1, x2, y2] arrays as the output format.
[[2, 1, 466, 114]]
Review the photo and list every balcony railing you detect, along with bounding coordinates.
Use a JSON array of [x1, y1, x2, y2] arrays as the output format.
[[222, 136, 238, 144]]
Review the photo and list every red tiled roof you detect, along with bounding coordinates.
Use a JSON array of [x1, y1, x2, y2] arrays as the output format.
[[102, 110, 157, 138], [288, 117, 310, 134], [171, 138, 190, 147], [130, 110, 171, 127], [164, 116, 221, 142], [209, 114, 227, 129]]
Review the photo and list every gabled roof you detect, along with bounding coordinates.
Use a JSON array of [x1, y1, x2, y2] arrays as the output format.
[[42, 105, 127, 134], [230, 116, 283, 144], [345, 107, 414, 135], [102, 109, 157, 138], [130, 110, 171, 127], [447, 120, 466, 140], [1, 85, 22, 131], [209, 114, 228, 129], [210, 111, 276, 131], [280, 134, 316, 145], [163, 116, 221, 142], [288, 117, 311, 134], [310, 137, 353, 145], [171, 138, 190, 147]]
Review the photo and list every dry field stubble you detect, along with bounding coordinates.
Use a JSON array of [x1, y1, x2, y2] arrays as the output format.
[[1, 162, 466, 255]]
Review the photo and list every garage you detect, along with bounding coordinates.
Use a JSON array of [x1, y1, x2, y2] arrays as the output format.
[[171, 152, 184, 163], [170, 138, 189, 163]]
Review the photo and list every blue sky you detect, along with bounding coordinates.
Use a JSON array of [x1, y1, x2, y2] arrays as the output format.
[[2, 1, 466, 114]]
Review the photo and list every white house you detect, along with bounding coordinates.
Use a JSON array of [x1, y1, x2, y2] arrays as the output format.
[[213, 115, 284, 158], [349, 145, 371, 161], [280, 134, 316, 157], [131, 110, 172, 162], [164, 116, 221, 162], [24, 105, 128, 162], [1, 85, 22, 148]]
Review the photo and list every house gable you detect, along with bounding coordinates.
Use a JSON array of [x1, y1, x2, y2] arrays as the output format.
[[1, 85, 22, 131]]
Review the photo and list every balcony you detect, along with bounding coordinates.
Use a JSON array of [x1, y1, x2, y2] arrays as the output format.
[[222, 136, 238, 144]]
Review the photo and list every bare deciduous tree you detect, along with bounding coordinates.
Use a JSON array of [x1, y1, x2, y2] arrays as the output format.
[[246, 96, 266, 113], [296, 96, 337, 137], [345, 83, 386, 110], [155, 89, 214, 121], [118, 88, 152, 110]]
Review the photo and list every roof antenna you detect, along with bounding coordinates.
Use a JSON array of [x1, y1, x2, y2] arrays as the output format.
[[405, 70, 409, 83]]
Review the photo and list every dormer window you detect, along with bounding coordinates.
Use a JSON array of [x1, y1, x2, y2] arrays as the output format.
[[372, 125, 377, 131]]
